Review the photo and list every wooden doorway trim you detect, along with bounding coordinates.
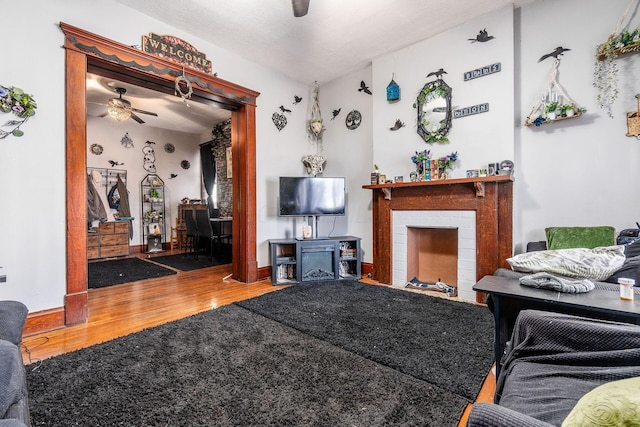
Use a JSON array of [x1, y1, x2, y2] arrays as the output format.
[[61, 22, 259, 325]]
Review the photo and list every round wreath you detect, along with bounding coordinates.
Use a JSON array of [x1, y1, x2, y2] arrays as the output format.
[[175, 75, 193, 101]]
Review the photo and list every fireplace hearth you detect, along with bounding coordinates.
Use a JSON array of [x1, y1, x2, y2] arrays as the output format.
[[363, 176, 513, 303]]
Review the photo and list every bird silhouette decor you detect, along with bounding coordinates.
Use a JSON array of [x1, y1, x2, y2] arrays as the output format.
[[331, 108, 341, 120], [293, 95, 303, 105], [426, 68, 447, 80], [358, 81, 372, 95], [169, 173, 178, 179], [279, 105, 292, 114], [108, 160, 124, 167], [538, 46, 571, 62], [389, 119, 405, 131], [468, 28, 495, 43]]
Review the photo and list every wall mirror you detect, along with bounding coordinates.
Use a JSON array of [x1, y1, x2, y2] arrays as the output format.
[[415, 77, 452, 144]]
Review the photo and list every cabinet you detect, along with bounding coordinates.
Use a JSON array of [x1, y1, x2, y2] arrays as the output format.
[[141, 174, 165, 253], [269, 236, 361, 285], [87, 221, 130, 259]]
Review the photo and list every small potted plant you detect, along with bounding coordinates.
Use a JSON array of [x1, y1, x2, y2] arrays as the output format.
[[558, 104, 575, 117], [544, 101, 559, 120]]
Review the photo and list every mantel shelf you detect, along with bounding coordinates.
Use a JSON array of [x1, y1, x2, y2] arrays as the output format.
[[363, 174, 513, 199]]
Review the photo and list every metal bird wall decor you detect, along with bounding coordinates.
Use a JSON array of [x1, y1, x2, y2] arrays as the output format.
[[169, 173, 178, 179], [279, 105, 292, 113], [468, 28, 495, 43], [331, 108, 341, 120], [427, 68, 447, 79], [108, 160, 124, 167], [389, 119, 405, 131], [358, 80, 372, 95], [538, 46, 571, 62], [293, 95, 303, 105]]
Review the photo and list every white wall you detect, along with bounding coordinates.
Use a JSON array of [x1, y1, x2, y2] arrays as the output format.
[[516, 0, 640, 252], [87, 117, 203, 246], [0, 0, 308, 312]]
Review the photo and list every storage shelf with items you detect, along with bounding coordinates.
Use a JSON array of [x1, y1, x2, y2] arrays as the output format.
[[269, 236, 361, 285], [88, 221, 130, 259], [141, 174, 165, 253], [338, 238, 361, 279], [270, 239, 298, 284]]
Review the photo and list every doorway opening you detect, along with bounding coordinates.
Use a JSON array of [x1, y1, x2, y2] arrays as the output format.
[[62, 22, 259, 327]]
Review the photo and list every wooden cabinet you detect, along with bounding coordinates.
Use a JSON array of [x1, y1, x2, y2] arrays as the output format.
[[88, 221, 130, 259], [269, 236, 361, 285]]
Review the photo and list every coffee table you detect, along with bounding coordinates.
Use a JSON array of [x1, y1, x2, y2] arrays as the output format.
[[473, 275, 640, 376]]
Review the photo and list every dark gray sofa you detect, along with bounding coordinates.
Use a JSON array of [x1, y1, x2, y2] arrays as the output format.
[[466, 309, 640, 426], [0, 301, 29, 427]]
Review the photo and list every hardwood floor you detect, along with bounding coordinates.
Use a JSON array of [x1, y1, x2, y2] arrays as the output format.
[[20, 250, 494, 426]]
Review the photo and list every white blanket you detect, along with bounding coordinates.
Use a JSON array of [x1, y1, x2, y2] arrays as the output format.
[[507, 245, 626, 281]]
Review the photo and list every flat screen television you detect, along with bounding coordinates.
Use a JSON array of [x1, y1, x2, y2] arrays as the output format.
[[279, 176, 346, 216]]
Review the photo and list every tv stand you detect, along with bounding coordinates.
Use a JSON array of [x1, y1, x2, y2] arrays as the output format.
[[269, 236, 361, 285]]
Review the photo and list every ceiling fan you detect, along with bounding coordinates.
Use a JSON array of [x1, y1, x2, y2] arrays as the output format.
[[291, 0, 310, 17], [94, 87, 158, 124]]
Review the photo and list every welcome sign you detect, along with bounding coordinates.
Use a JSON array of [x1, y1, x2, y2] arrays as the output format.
[[142, 33, 213, 74]]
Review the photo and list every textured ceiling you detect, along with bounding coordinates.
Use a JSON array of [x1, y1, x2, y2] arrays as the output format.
[[115, 0, 530, 85], [94, 0, 531, 134]]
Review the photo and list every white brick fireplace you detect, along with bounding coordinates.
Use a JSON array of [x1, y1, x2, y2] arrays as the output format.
[[392, 210, 477, 301]]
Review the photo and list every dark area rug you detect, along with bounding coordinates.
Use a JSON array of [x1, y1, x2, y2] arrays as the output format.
[[88, 257, 177, 289], [27, 304, 469, 426], [149, 252, 229, 271], [236, 280, 494, 401]]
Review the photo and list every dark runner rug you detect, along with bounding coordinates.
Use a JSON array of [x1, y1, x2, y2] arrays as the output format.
[[149, 253, 229, 271], [88, 257, 177, 289], [236, 280, 494, 401], [27, 304, 469, 426]]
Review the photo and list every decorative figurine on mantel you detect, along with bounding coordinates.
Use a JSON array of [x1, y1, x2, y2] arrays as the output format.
[[303, 81, 326, 176]]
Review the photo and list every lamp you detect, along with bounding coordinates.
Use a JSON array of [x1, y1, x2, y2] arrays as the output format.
[[107, 87, 132, 122], [107, 97, 132, 122]]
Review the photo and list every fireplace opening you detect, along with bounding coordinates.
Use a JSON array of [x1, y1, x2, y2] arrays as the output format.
[[406, 227, 458, 295], [300, 243, 335, 281]]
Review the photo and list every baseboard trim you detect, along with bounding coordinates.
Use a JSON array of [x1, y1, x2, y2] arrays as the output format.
[[23, 306, 66, 337]]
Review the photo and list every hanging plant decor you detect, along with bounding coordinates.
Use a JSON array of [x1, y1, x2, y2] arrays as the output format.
[[0, 85, 37, 139], [593, 0, 640, 118]]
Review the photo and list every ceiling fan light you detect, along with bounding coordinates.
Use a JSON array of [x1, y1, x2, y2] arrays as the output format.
[[107, 99, 132, 121], [292, 0, 310, 17]]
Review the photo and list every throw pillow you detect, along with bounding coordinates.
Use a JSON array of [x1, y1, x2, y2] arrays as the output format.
[[546, 226, 616, 250], [506, 246, 626, 281], [605, 255, 640, 285], [562, 376, 640, 427]]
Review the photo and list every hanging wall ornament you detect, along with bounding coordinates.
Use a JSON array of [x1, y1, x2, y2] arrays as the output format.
[[345, 110, 362, 130], [272, 111, 287, 131], [90, 143, 103, 155], [308, 82, 324, 140], [120, 132, 134, 148], [142, 140, 157, 173], [175, 68, 193, 106], [386, 74, 400, 102], [389, 119, 405, 131]]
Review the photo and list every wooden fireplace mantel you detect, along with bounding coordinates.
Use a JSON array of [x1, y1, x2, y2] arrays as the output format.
[[363, 175, 514, 302]]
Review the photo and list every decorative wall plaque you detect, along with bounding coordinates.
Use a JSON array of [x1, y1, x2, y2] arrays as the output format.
[[453, 103, 489, 118], [463, 63, 501, 81], [142, 33, 212, 74]]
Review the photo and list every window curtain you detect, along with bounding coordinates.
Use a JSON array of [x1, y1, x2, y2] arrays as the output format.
[[200, 143, 217, 217]]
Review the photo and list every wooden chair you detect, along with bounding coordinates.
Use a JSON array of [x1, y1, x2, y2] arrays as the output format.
[[169, 217, 179, 250]]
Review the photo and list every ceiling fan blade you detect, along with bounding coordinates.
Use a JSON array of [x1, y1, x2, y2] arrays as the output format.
[[292, 0, 310, 17], [130, 112, 146, 124], [131, 107, 158, 117], [97, 111, 109, 118]]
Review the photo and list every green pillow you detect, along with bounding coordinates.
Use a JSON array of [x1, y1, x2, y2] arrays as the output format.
[[562, 376, 640, 427], [546, 226, 616, 250]]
